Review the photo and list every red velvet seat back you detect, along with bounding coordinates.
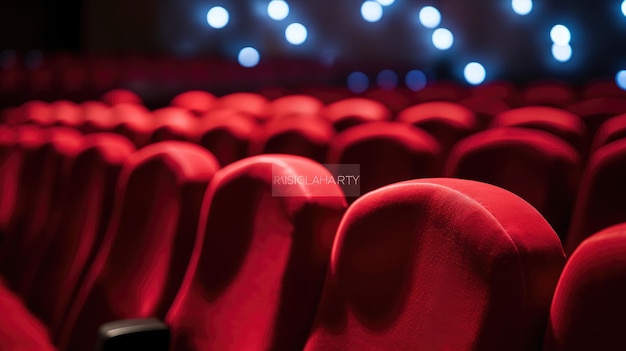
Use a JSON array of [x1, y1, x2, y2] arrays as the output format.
[[100, 89, 142, 106], [80, 101, 115, 134], [566, 139, 626, 254], [545, 222, 626, 351], [170, 90, 216, 116], [458, 95, 510, 128], [519, 82, 575, 108], [196, 111, 257, 166], [304, 178, 565, 351], [212, 92, 269, 121], [567, 97, 626, 138], [0, 126, 17, 236], [249, 115, 335, 163], [328, 121, 441, 197], [57, 141, 220, 351], [150, 107, 199, 143], [110, 103, 154, 147], [491, 106, 586, 153], [264, 94, 324, 119], [321, 97, 392, 132], [590, 112, 626, 151], [49, 100, 84, 127], [166, 155, 347, 351], [26, 133, 135, 335], [446, 128, 580, 239], [397, 101, 478, 155]]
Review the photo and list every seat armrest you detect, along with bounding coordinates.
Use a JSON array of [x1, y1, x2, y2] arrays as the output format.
[[95, 318, 170, 351]]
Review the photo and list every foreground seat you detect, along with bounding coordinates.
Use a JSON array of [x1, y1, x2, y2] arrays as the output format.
[[544, 222, 626, 350], [304, 178, 565, 351]]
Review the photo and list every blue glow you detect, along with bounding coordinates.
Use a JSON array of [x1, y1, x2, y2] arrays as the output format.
[[551, 44, 572, 62], [347, 72, 369, 93], [419, 6, 441, 29], [361, 1, 383, 23], [376, 0, 395, 6], [206, 6, 229, 29], [377, 69, 399, 90], [268, 0, 289, 21], [238, 47, 260, 67], [432, 28, 454, 50], [616, 70, 626, 90], [285, 23, 308, 45], [622, 1, 626, 17], [464, 62, 486, 85], [511, 0, 532, 15], [405, 70, 427, 91], [550, 24, 571, 45]]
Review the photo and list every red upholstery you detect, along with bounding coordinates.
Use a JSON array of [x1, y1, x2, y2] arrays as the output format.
[[490, 106, 586, 153], [100, 89, 142, 106], [56, 141, 219, 351], [150, 107, 199, 143], [320, 97, 392, 131], [109, 103, 154, 147], [264, 94, 324, 119], [590, 112, 626, 151], [49, 100, 84, 127], [458, 95, 510, 128], [364, 89, 412, 114], [328, 121, 441, 197], [19, 101, 53, 126], [26, 133, 135, 336], [445, 128, 580, 239], [212, 92, 269, 121], [165, 155, 347, 351], [80, 101, 115, 134], [1, 127, 83, 293], [0, 126, 17, 236], [304, 178, 565, 351], [470, 80, 517, 101], [582, 80, 626, 99], [519, 82, 575, 108], [396, 101, 478, 154], [170, 90, 216, 116], [249, 115, 335, 163], [567, 97, 626, 137], [545, 222, 626, 350], [196, 111, 257, 166], [566, 139, 626, 254]]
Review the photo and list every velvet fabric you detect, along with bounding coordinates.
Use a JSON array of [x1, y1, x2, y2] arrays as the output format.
[[320, 98, 392, 132]]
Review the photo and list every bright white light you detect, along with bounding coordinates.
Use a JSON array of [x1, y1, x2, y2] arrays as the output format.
[[432, 28, 454, 50], [622, 1, 626, 17], [376, 0, 395, 6], [551, 44, 572, 62], [268, 0, 289, 21], [347, 72, 369, 93], [206, 6, 229, 29], [361, 1, 383, 23], [550, 24, 571, 45], [377, 69, 398, 90], [511, 0, 533, 15], [464, 62, 486, 85], [616, 70, 626, 90], [405, 70, 427, 91], [419, 6, 441, 29], [285, 23, 308, 45], [238, 47, 260, 67]]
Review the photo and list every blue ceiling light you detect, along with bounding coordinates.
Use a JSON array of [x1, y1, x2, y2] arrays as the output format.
[[238, 47, 260, 67], [206, 6, 229, 29], [347, 72, 369, 93], [511, 0, 533, 16], [464, 62, 487, 85], [361, 1, 383, 23], [432, 28, 454, 50]]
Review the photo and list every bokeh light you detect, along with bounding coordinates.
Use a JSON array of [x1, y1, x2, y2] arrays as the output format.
[[206, 6, 229, 29], [268, 0, 289, 21], [238, 47, 260, 67], [347, 71, 369, 93], [464, 62, 486, 85], [361, 1, 383, 22], [419, 6, 442, 28], [432, 28, 454, 50], [285, 23, 308, 45]]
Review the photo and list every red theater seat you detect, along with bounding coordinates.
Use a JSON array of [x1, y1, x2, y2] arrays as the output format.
[[303, 178, 565, 351], [0, 126, 17, 240], [197, 111, 257, 166], [150, 107, 199, 143], [19, 100, 53, 126], [328, 121, 441, 197], [519, 81, 575, 108], [590, 113, 626, 151], [490, 106, 586, 153], [80, 101, 115, 134], [170, 90, 216, 116], [320, 97, 392, 131], [363, 88, 412, 114], [212, 92, 269, 121], [49, 100, 84, 128], [110, 103, 154, 147], [100, 89, 143, 106], [249, 115, 335, 163], [0, 127, 83, 292], [458, 95, 510, 128], [544, 222, 626, 351], [396, 101, 478, 155], [264, 94, 324, 119], [445, 128, 580, 239], [567, 97, 626, 138], [470, 80, 517, 102], [26, 134, 135, 336], [566, 139, 626, 254], [54, 142, 219, 351], [413, 81, 469, 102], [165, 155, 347, 351]]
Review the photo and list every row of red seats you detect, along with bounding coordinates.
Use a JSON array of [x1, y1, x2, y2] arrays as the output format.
[[0, 121, 623, 350]]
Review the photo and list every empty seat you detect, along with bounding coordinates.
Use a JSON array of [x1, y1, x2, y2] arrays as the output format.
[[544, 222, 626, 351], [0, 126, 17, 241], [150, 107, 199, 143], [26, 134, 135, 336], [519, 81, 575, 108], [211, 92, 269, 121], [364, 88, 412, 114], [445, 128, 580, 239], [49, 100, 84, 128], [490, 106, 586, 153], [165, 154, 347, 351], [458, 95, 510, 128], [590, 112, 626, 152], [567, 97, 626, 138], [196, 111, 257, 166], [18, 100, 53, 126], [264, 94, 324, 119], [109, 103, 154, 147], [328, 121, 441, 197], [566, 139, 626, 254], [170, 90, 216, 116], [100, 89, 142, 106], [304, 178, 565, 351], [56, 142, 220, 351], [396, 101, 478, 155], [80, 101, 115, 134], [249, 115, 335, 163], [320, 97, 392, 131]]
